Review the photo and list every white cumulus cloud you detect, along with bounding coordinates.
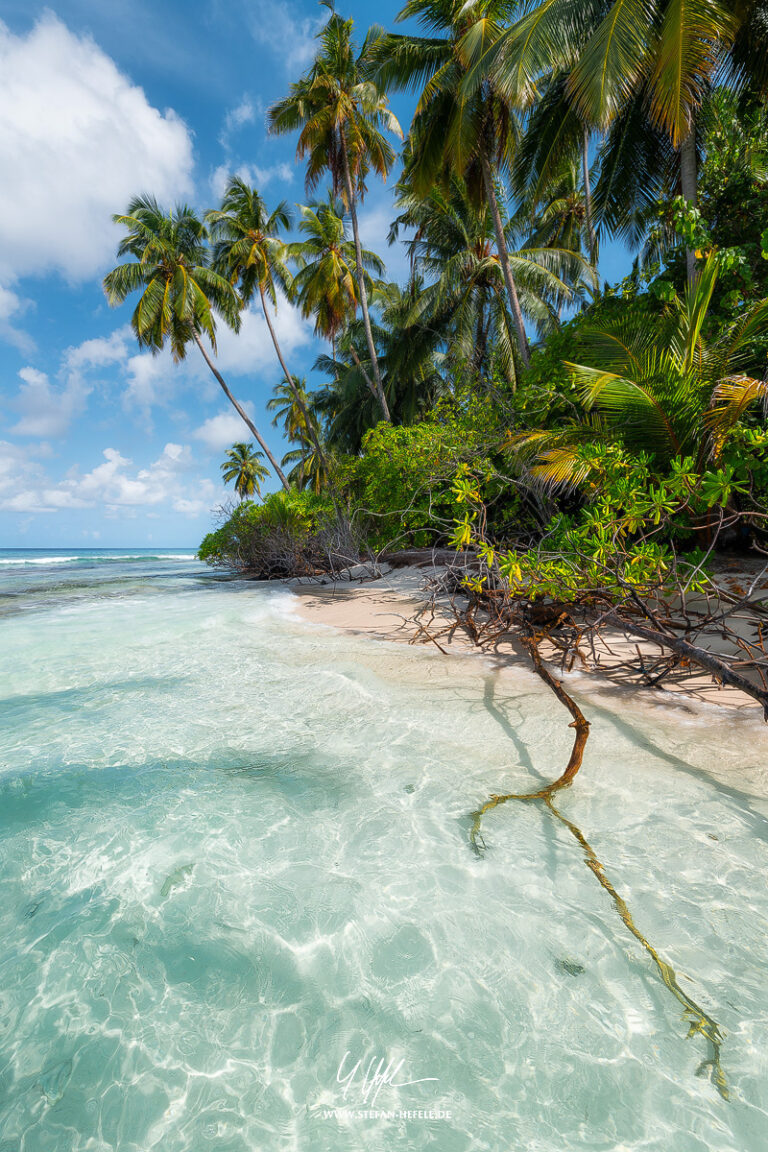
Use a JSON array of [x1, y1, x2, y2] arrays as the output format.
[[0, 440, 220, 518], [8, 366, 90, 439], [0, 14, 194, 284], [69, 443, 197, 509], [0, 283, 34, 352], [214, 296, 312, 375], [193, 407, 259, 452]]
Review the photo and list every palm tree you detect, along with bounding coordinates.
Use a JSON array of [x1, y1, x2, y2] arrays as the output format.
[[311, 350, 385, 453], [268, 9, 402, 419], [103, 195, 289, 490], [205, 176, 328, 478], [289, 195, 384, 359], [281, 439, 331, 494], [512, 160, 596, 269], [373, 0, 534, 365], [474, 0, 748, 281], [267, 378, 330, 494], [221, 442, 269, 500], [311, 279, 448, 450], [391, 174, 594, 379], [516, 253, 768, 485], [374, 280, 448, 421]]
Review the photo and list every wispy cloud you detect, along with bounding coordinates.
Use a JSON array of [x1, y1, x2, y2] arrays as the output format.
[[244, 0, 323, 72], [209, 161, 294, 201], [0, 283, 34, 353], [6, 326, 133, 439], [219, 95, 262, 149]]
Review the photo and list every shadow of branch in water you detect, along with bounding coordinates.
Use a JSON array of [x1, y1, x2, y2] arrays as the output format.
[[468, 633, 729, 1100]]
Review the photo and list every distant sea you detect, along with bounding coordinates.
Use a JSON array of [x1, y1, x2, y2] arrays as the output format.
[[0, 547, 205, 614], [0, 546, 199, 570]]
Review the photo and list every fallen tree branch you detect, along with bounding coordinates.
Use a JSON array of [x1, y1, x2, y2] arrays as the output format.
[[602, 611, 768, 720]]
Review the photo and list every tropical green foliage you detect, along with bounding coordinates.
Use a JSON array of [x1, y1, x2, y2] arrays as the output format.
[[220, 443, 269, 501], [99, 4, 766, 581], [345, 395, 514, 550], [516, 253, 768, 483], [198, 490, 338, 575]]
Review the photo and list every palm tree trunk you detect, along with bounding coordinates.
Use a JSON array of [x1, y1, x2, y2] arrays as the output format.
[[339, 133, 391, 421], [475, 307, 488, 376], [680, 124, 698, 286], [480, 151, 531, 368], [191, 330, 290, 491], [258, 284, 329, 476], [349, 345, 380, 402], [582, 124, 597, 265]]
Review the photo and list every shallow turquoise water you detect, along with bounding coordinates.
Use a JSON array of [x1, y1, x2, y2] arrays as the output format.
[[0, 552, 767, 1150]]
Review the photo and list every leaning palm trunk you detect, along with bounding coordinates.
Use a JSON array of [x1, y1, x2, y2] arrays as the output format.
[[348, 345, 381, 403], [680, 125, 698, 285], [581, 125, 597, 265], [480, 151, 531, 369], [257, 284, 330, 477], [192, 331, 290, 491], [339, 134, 391, 421]]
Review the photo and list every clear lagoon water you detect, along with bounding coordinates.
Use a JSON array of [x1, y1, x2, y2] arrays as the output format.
[[0, 548, 767, 1151]]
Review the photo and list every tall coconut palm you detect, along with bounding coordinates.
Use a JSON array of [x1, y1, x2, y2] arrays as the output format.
[[512, 161, 596, 264], [206, 176, 328, 477], [221, 442, 269, 500], [373, 0, 534, 365], [103, 195, 289, 489], [509, 72, 598, 263], [469, 0, 744, 281], [289, 195, 384, 359], [268, 9, 402, 419], [267, 378, 310, 443], [391, 174, 595, 379], [267, 377, 329, 494]]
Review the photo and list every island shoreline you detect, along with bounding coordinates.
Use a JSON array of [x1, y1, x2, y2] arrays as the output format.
[[285, 562, 768, 723]]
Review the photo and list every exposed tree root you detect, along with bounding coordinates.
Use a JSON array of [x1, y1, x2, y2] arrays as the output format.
[[468, 633, 729, 1100], [548, 798, 728, 1099]]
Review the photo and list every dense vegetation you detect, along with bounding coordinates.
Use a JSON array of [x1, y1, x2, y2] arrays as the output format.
[[105, 1, 768, 592]]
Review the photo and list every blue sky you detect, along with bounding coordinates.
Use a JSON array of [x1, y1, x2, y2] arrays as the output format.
[[0, 0, 632, 548]]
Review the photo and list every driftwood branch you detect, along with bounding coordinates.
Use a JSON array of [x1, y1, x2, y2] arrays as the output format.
[[603, 611, 768, 720]]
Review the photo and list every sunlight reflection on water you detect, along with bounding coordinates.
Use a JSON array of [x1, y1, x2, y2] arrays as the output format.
[[0, 558, 767, 1151]]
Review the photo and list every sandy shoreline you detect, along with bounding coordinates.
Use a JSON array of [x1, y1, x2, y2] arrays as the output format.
[[288, 562, 768, 720]]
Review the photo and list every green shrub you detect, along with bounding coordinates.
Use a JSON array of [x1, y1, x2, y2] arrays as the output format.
[[345, 396, 514, 550], [198, 490, 344, 576]]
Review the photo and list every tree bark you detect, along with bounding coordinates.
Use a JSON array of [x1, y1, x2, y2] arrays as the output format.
[[349, 345, 380, 402], [680, 123, 698, 286], [604, 611, 768, 720], [258, 284, 329, 477], [192, 330, 290, 491], [339, 133, 391, 421], [582, 124, 597, 265], [480, 150, 530, 369]]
